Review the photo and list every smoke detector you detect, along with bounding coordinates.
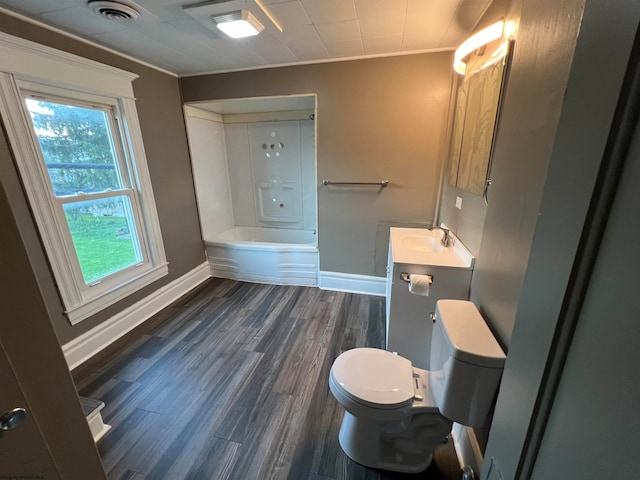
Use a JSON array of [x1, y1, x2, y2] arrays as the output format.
[[87, 1, 141, 21]]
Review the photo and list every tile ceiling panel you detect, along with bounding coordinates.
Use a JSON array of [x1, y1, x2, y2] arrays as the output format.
[[246, 32, 297, 63], [281, 23, 329, 60], [406, 0, 462, 16], [358, 14, 405, 38], [300, 0, 357, 24], [363, 35, 403, 55], [260, 0, 296, 4], [266, 1, 311, 27], [0, 0, 77, 15], [38, 5, 129, 36], [134, 0, 192, 21], [325, 38, 364, 57], [0, 0, 494, 75], [315, 20, 361, 44], [403, 8, 459, 38], [94, 28, 208, 72], [354, 0, 408, 19]]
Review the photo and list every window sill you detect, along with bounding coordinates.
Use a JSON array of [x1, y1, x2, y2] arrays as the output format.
[[66, 263, 169, 325]]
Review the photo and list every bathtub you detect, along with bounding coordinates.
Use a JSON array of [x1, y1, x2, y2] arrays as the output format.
[[205, 226, 319, 286]]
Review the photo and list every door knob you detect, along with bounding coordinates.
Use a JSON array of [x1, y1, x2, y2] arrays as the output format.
[[1, 408, 26, 431]]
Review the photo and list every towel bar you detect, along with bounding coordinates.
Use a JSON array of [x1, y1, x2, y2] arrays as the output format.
[[322, 180, 388, 187]]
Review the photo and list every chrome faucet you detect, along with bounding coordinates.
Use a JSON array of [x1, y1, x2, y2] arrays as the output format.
[[429, 226, 455, 247]]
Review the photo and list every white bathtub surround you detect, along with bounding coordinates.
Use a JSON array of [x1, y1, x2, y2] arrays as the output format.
[[185, 102, 317, 237], [185, 99, 320, 288], [318, 271, 387, 296], [184, 107, 233, 239], [226, 118, 316, 231], [206, 226, 318, 286]]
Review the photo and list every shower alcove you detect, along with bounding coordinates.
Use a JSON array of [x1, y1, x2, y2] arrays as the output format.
[[184, 95, 318, 286]]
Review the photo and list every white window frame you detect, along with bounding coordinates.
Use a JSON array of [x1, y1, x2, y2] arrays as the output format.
[[0, 32, 168, 324]]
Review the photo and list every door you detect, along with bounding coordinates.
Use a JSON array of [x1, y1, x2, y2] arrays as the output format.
[[0, 342, 61, 478], [0, 125, 107, 479]]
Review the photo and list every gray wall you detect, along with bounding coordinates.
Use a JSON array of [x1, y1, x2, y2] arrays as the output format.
[[0, 13, 204, 344], [439, 182, 487, 256], [181, 54, 453, 277], [462, 0, 585, 347], [438, 0, 519, 259], [530, 111, 640, 478], [482, 0, 640, 477]]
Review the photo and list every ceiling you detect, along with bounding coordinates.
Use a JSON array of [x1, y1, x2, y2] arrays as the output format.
[[0, 0, 493, 76]]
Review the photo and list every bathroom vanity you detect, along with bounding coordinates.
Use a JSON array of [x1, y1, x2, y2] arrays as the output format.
[[386, 227, 475, 369]]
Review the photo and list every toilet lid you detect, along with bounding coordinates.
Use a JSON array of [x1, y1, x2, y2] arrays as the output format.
[[331, 348, 415, 408]]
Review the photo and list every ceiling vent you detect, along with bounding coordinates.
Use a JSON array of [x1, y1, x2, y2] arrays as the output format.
[[87, 1, 141, 21]]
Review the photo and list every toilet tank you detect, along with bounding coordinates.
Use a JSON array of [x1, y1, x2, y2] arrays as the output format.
[[429, 300, 506, 427]]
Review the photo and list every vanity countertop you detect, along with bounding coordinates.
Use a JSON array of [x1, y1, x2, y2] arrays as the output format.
[[390, 227, 475, 269]]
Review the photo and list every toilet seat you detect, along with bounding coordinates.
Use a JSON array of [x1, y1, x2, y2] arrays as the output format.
[[330, 348, 415, 409]]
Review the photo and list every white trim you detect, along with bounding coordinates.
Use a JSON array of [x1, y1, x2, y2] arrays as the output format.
[[0, 38, 169, 323], [318, 271, 386, 296], [120, 93, 168, 267], [66, 264, 169, 324], [0, 6, 177, 77], [62, 262, 210, 370], [0, 31, 137, 98], [452, 422, 483, 475]]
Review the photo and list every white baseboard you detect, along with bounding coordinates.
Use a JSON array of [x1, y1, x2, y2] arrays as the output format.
[[318, 271, 386, 296], [452, 422, 483, 475], [62, 262, 211, 370]]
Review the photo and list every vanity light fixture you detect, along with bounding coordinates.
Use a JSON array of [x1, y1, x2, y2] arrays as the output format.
[[211, 9, 264, 39], [454, 21, 505, 75]]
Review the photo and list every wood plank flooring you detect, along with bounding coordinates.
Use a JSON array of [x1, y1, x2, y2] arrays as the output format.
[[74, 279, 462, 480]]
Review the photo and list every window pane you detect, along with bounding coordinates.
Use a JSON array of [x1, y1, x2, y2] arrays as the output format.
[[63, 196, 142, 284], [24, 99, 122, 196]]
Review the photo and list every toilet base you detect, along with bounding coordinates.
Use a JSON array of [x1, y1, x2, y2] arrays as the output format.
[[337, 410, 452, 473]]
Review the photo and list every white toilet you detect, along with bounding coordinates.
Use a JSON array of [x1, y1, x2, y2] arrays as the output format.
[[329, 299, 505, 473]]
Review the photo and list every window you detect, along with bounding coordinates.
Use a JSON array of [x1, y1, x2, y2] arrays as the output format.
[[0, 33, 167, 324]]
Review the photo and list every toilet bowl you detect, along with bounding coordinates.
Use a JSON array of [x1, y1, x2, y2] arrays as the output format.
[[329, 348, 452, 473], [329, 300, 505, 473]]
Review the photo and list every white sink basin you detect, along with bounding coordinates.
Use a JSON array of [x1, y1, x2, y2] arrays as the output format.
[[401, 235, 444, 253], [390, 227, 474, 268]]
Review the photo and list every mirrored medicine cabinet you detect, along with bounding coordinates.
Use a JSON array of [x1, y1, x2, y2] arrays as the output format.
[[447, 37, 513, 198]]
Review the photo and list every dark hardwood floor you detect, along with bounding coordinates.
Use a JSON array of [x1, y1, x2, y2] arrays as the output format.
[[74, 278, 462, 480]]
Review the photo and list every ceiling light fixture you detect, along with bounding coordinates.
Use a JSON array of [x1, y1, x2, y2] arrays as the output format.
[[454, 21, 505, 75], [212, 10, 264, 39]]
